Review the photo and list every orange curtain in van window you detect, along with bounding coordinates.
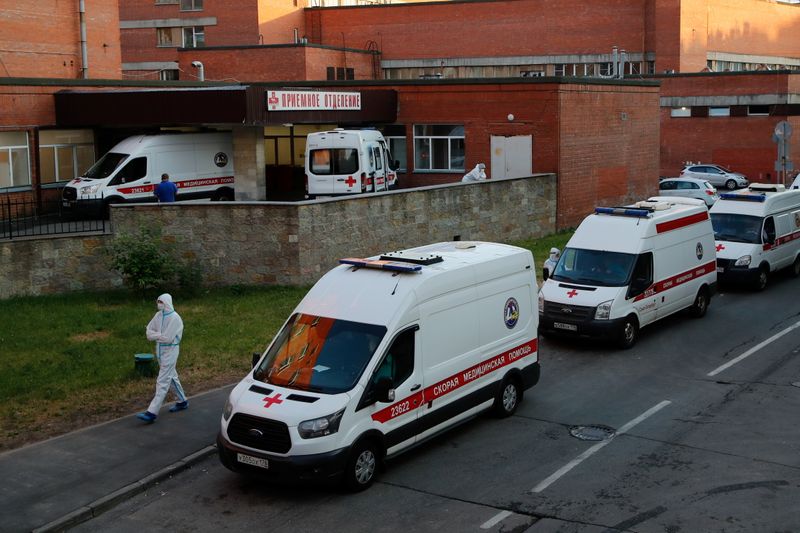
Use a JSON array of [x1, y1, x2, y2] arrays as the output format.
[[270, 315, 334, 389]]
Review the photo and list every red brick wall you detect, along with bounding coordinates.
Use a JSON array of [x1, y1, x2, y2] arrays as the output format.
[[305, 0, 648, 60], [557, 84, 661, 228], [0, 0, 121, 79], [258, 0, 308, 45], [659, 73, 800, 183], [175, 46, 375, 82]]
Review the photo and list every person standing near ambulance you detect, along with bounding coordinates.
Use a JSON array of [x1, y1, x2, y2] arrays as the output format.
[[137, 293, 188, 423], [154, 173, 178, 203]]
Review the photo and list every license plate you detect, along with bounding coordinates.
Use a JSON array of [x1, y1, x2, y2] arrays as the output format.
[[716, 267, 724, 273], [237, 453, 269, 469], [553, 322, 577, 332]]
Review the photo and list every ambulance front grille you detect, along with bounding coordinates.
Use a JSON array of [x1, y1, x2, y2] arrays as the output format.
[[227, 413, 291, 453], [544, 301, 594, 321], [716, 258, 734, 270], [62, 187, 77, 201]]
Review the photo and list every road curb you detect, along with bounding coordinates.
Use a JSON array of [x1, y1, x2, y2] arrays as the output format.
[[31, 444, 217, 533]]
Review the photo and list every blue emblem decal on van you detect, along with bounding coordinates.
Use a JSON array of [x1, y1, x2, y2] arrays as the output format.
[[504, 298, 519, 329], [214, 152, 228, 168], [696, 242, 703, 260]]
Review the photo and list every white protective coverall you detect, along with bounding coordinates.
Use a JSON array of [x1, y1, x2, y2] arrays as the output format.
[[461, 163, 487, 182], [146, 293, 186, 414]]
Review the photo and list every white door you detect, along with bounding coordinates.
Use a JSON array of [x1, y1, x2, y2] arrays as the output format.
[[490, 135, 532, 179]]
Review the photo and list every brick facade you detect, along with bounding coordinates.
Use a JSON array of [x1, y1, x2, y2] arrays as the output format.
[[0, 0, 121, 79]]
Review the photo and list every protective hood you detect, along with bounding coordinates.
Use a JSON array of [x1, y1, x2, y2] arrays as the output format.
[[158, 293, 175, 313]]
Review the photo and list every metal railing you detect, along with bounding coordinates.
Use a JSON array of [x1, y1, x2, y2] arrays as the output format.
[[1, 196, 106, 240]]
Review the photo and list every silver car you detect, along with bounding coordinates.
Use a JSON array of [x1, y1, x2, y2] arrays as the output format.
[[658, 177, 719, 206], [680, 164, 748, 190]]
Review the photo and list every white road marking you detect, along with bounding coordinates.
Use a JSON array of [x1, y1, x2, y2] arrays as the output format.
[[707, 320, 800, 377], [531, 400, 672, 493], [480, 510, 513, 529]]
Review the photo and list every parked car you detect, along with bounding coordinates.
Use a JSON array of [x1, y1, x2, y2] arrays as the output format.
[[680, 164, 748, 190], [658, 177, 719, 206]]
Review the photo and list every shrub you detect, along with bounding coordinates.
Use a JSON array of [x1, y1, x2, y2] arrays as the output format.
[[106, 227, 177, 291]]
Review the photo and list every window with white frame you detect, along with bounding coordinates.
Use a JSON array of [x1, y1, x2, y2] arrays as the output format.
[[709, 106, 730, 117], [670, 107, 691, 118], [381, 125, 407, 171], [0, 131, 31, 188], [180, 0, 203, 10], [554, 64, 566, 76], [413, 125, 464, 171], [39, 130, 95, 184], [182, 26, 205, 48], [628, 62, 641, 75], [582, 64, 596, 76], [599, 62, 613, 76]]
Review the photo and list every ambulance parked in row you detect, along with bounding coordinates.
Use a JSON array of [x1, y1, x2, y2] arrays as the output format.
[[710, 183, 800, 290], [305, 128, 399, 198], [217, 241, 540, 490], [61, 132, 235, 215], [539, 198, 717, 349]]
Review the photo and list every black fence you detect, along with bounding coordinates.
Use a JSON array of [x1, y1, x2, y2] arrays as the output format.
[[0, 196, 107, 240]]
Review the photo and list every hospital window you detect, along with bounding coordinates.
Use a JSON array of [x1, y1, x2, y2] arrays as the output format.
[[39, 130, 95, 185], [554, 64, 566, 76], [381, 125, 406, 171], [159, 69, 179, 81], [709, 106, 730, 117], [180, 0, 203, 10], [182, 26, 205, 48], [413, 125, 465, 172], [599, 62, 613, 76], [670, 107, 691, 118], [747, 105, 770, 116], [0, 131, 31, 189], [326, 67, 354, 80]]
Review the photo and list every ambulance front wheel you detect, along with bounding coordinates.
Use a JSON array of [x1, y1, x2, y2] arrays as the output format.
[[618, 316, 639, 349], [213, 187, 234, 201], [493, 375, 521, 418], [791, 256, 800, 278], [754, 266, 769, 291], [344, 439, 379, 492]]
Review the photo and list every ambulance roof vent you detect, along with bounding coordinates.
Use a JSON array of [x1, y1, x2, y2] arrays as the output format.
[[594, 206, 652, 218], [454, 242, 477, 249], [379, 250, 444, 265], [634, 200, 671, 211], [749, 183, 785, 193], [339, 257, 422, 273]]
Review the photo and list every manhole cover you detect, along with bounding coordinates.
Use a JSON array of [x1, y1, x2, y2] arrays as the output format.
[[569, 425, 616, 441]]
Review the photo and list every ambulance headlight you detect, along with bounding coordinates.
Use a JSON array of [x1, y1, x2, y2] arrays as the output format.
[[80, 184, 100, 195], [594, 300, 614, 320], [298, 409, 345, 439], [222, 396, 233, 421], [538, 291, 544, 313], [734, 255, 751, 267]]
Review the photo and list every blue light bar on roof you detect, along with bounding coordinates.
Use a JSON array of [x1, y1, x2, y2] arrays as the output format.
[[719, 192, 766, 202], [594, 207, 651, 218], [339, 258, 422, 273]]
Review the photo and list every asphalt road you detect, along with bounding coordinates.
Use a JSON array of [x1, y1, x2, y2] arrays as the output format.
[[74, 273, 800, 532]]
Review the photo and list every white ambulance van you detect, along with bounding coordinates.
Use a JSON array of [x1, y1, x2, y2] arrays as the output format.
[[539, 199, 717, 349], [710, 183, 800, 290], [305, 128, 399, 198], [61, 132, 234, 215], [217, 241, 540, 490]]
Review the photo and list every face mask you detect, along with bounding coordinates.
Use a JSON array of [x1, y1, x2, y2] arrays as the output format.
[[157, 302, 165, 311]]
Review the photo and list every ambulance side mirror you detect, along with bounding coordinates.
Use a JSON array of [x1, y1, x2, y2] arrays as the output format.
[[252, 352, 261, 369], [542, 268, 549, 282], [375, 377, 395, 403]]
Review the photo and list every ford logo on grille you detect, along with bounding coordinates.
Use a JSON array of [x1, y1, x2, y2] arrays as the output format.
[[248, 428, 264, 438], [561, 307, 572, 313]]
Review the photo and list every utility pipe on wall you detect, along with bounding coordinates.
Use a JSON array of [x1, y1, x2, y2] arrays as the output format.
[[79, 0, 89, 78]]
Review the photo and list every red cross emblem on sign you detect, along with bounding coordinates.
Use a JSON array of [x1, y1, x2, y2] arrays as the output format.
[[262, 393, 283, 408], [716, 243, 725, 252], [344, 176, 357, 187], [567, 289, 578, 298], [267, 92, 279, 109]]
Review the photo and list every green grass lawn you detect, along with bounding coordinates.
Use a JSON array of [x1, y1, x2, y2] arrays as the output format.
[[0, 232, 573, 450]]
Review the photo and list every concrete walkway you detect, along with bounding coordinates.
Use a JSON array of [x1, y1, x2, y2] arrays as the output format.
[[0, 385, 234, 533]]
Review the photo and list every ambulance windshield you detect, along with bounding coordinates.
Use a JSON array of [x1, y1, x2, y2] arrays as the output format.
[[552, 248, 636, 287], [253, 313, 386, 394], [83, 152, 129, 180], [710, 213, 763, 244]]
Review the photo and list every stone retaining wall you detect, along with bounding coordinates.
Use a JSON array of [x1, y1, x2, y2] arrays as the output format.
[[1, 174, 556, 298]]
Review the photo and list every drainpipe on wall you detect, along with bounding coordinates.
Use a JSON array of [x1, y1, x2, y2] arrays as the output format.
[[79, 0, 89, 79]]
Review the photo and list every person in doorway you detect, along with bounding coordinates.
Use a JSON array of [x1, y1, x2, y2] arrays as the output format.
[[461, 163, 487, 183], [154, 173, 178, 203], [137, 294, 188, 423]]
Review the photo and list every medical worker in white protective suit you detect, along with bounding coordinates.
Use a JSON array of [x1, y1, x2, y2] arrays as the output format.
[[461, 163, 487, 182], [136, 293, 188, 423]]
